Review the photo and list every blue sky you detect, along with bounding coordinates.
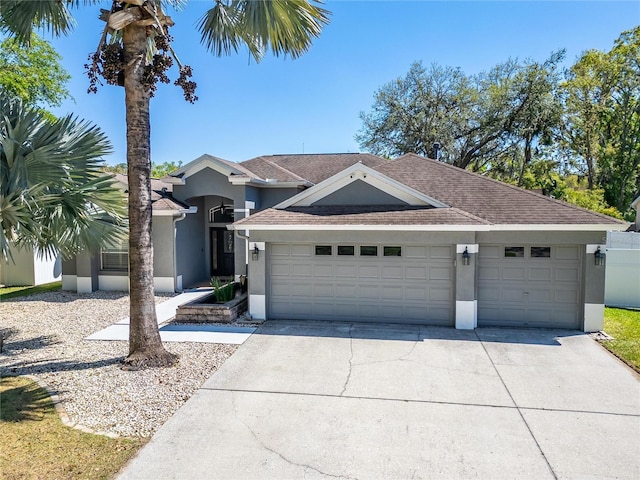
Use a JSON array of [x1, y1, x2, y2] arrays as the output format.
[[47, 0, 640, 166]]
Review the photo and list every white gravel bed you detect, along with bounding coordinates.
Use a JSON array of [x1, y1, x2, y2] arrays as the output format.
[[0, 290, 238, 437]]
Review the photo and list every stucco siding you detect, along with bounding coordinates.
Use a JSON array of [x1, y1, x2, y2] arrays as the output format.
[[176, 199, 206, 288], [258, 187, 304, 209], [152, 216, 175, 278]]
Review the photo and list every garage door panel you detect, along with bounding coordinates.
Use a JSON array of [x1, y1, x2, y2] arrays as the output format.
[[554, 289, 579, 304], [314, 264, 333, 277], [358, 265, 379, 278], [314, 284, 334, 297], [529, 267, 552, 281], [555, 267, 579, 282], [381, 266, 403, 279], [292, 264, 312, 276], [358, 285, 380, 299], [503, 267, 526, 281], [429, 266, 451, 281], [405, 286, 427, 300], [431, 245, 453, 259], [527, 288, 552, 302], [381, 286, 403, 300], [503, 288, 526, 302], [429, 287, 451, 302], [291, 244, 312, 256], [269, 243, 453, 325], [335, 265, 357, 278], [406, 266, 427, 279], [291, 283, 312, 296], [271, 244, 289, 255], [478, 287, 500, 302], [427, 307, 452, 323], [479, 267, 500, 281], [335, 284, 357, 298], [271, 264, 290, 276], [556, 246, 579, 260], [405, 246, 427, 258]]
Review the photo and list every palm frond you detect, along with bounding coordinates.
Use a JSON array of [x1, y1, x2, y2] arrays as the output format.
[[0, 94, 126, 261], [0, 0, 74, 45], [198, 0, 330, 62]]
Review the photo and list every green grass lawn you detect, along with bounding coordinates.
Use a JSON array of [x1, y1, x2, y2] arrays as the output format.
[[602, 307, 640, 373], [0, 281, 62, 301], [0, 376, 145, 480]]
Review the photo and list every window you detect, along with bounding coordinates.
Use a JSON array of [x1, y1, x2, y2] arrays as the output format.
[[315, 245, 332, 256], [338, 245, 355, 256], [360, 246, 378, 256], [101, 239, 128, 271], [531, 246, 551, 258], [383, 246, 402, 257], [505, 247, 525, 258]]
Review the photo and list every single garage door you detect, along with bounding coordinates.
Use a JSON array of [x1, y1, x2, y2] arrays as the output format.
[[269, 243, 454, 325], [478, 245, 582, 329]]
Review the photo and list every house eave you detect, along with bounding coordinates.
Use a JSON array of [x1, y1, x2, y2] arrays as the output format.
[[230, 223, 628, 232], [228, 177, 311, 188]]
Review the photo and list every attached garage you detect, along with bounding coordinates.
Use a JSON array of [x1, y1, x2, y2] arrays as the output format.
[[477, 244, 582, 329], [268, 242, 455, 325], [232, 155, 626, 333]]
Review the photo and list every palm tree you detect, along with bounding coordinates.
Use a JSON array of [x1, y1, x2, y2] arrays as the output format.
[[0, 0, 330, 369], [0, 94, 127, 263]]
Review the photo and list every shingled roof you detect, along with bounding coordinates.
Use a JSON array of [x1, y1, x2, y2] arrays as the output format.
[[240, 153, 388, 184], [113, 174, 189, 212], [233, 153, 627, 229], [375, 154, 623, 226]]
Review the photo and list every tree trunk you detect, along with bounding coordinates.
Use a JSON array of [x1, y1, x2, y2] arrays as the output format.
[[121, 23, 177, 369]]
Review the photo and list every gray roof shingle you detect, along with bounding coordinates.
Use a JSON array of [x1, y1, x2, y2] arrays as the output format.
[[240, 153, 388, 184], [374, 154, 624, 226]]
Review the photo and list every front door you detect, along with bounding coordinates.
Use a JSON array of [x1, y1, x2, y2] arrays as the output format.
[[210, 228, 235, 278]]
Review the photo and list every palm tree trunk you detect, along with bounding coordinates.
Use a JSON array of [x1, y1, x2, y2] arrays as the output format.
[[121, 23, 176, 369]]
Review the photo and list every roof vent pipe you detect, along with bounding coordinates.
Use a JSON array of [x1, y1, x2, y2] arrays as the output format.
[[432, 142, 441, 161]]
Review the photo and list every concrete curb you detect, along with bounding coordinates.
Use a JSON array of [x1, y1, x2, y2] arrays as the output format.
[[23, 375, 120, 439]]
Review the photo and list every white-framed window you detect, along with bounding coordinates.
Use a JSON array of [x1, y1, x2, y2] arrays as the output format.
[[101, 238, 129, 271]]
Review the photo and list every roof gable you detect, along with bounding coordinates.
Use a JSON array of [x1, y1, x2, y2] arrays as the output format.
[[275, 163, 449, 209], [164, 154, 252, 184]]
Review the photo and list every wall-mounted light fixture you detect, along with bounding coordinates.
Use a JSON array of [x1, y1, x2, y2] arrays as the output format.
[[251, 244, 260, 261], [594, 246, 605, 266], [462, 247, 470, 266]]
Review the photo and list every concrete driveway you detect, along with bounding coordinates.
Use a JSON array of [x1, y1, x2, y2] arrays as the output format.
[[118, 322, 640, 480]]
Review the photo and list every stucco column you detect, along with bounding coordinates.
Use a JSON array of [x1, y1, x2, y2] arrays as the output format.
[[455, 244, 478, 329], [584, 244, 607, 332], [248, 241, 266, 320]]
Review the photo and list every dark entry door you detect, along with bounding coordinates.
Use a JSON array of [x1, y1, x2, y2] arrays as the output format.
[[210, 228, 235, 277]]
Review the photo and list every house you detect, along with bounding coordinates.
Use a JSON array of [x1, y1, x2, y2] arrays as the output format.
[[604, 195, 640, 309], [230, 153, 628, 332], [63, 152, 628, 331], [61, 153, 386, 293], [0, 246, 61, 287]]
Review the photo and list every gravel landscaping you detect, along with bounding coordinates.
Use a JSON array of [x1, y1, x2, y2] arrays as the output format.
[[0, 290, 238, 437]]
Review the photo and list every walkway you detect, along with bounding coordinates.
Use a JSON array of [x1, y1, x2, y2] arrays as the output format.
[[86, 289, 255, 345]]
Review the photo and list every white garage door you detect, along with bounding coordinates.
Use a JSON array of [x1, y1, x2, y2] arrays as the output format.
[[269, 243, 454, 325], [477, 245, 582, 329]]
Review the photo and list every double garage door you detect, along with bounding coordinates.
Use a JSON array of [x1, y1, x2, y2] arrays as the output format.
[[477, 245, 582, 329], [269, 243, 454, 325]]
